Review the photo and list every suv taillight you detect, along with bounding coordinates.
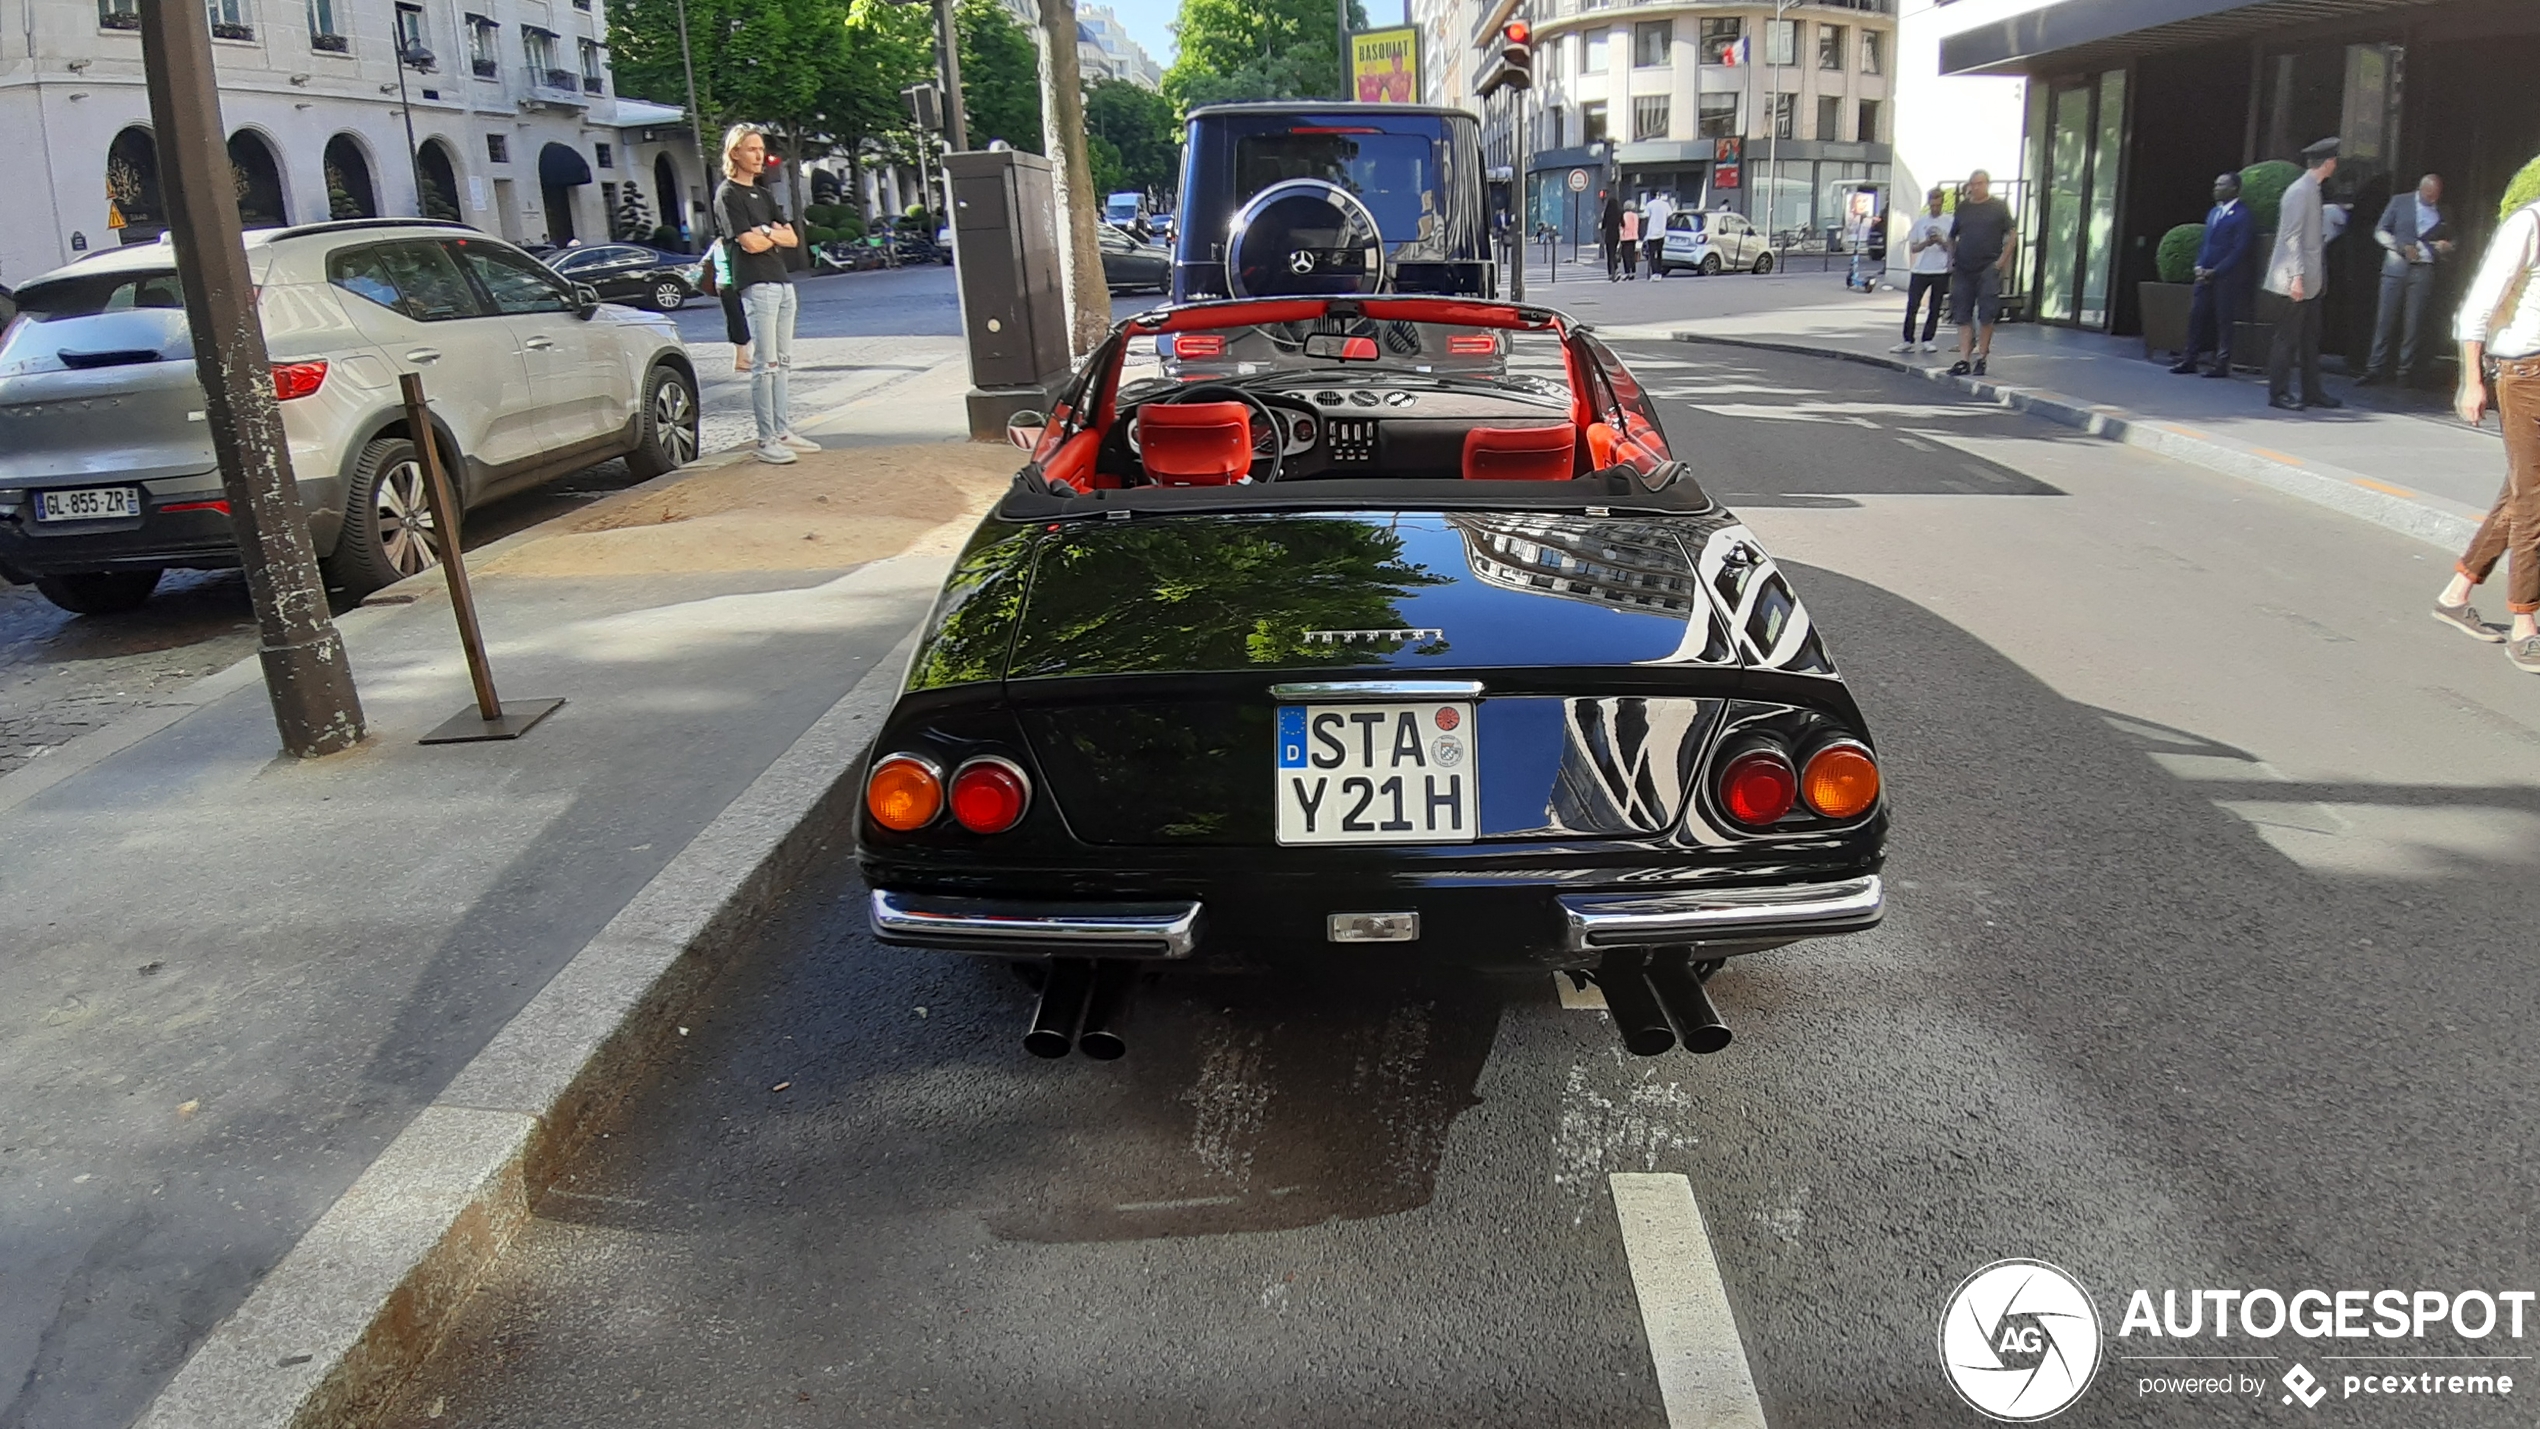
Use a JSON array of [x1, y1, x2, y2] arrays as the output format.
[[270, 360, 328, 401]]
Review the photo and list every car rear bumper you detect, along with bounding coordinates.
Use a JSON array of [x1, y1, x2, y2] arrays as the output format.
[[0, 492, 243, 577], [864, 872, 1881, 967]]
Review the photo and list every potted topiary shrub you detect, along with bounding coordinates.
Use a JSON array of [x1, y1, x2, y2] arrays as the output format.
[[2232, 160, 2303, 367], [2141, 222, 2205, 359], [2501, 153, 2540, 219]]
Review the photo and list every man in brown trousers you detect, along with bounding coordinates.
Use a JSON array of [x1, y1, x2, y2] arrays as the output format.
[[2435, 194, 2540, 672]]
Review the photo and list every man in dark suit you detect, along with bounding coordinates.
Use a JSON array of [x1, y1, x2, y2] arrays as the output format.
[[2357, 173, 2456, 386], [2172, 171, 2255, 377]]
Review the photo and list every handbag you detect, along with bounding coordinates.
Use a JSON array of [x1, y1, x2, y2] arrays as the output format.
[[694, 238, 723, 297]]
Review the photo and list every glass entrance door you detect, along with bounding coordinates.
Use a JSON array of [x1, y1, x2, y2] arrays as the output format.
[[2034, 69, 2127, 329]]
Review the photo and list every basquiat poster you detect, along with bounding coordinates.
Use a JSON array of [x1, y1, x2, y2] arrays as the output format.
[[1350, 27, 1420, 104]]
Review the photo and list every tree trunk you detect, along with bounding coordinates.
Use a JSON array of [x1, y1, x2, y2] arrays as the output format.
[[1037, 0, 1109, 354]]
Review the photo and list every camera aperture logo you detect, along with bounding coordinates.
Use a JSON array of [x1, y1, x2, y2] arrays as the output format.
[[1940, 1259, 2104, 1421]]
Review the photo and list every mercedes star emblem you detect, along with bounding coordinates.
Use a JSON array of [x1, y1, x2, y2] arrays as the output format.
[[1288, 250, 1316, 275]]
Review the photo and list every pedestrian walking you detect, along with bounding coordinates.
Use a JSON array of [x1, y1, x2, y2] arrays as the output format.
[[1619, 203, 1641, 280], [2433, 195, 2540, 672], [1643, 190, 1674, 279], [1946, 170, 2015, 377], [1893, 187, 1951, 354], [717, 125, 814, 466], [2171, 172, 2255, 377], [2358, 174, 2456, 387], [1601, 190, 1624, 281], [2265, 137, 2343, 411]]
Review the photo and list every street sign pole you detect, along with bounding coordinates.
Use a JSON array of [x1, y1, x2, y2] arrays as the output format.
[[138, 0, 364, 759]]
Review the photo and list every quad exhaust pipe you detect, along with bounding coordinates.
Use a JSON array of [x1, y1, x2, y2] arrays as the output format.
[[1023, 958, 1138, 1060], [1593, 949, 1732, 1057]]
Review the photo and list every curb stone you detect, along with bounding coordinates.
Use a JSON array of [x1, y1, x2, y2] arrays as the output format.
[[1668, 330, 2483, 556], [130, 606, 933, 1429]]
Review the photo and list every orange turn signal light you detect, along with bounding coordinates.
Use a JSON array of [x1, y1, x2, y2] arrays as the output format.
[[866, 753, 944, 831], [1801, 742, 1880, 820]]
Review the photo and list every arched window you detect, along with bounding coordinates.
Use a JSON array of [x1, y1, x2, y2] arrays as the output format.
[[227, 130, 287, 228], [417, 139, 462, 221], [324, 134, 378, 219], [106, 126, 164, 243]]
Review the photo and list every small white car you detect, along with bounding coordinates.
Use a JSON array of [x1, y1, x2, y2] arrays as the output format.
[[1657, 210, 1777, 276]]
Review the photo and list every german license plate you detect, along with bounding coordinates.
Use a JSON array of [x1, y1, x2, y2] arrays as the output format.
[[36, 485, 140, 522], [1275, 702, 1476, 845]]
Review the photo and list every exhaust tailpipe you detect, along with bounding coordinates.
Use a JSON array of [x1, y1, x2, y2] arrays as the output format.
[[1075, 961, 1138, 1061], [1595, 951, 1678, 1057], [1024, 957, 1095, 1059], [1647, 952, 1732, 1055]]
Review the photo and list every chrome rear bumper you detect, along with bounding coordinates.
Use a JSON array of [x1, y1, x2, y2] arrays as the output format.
[[869, 890, 1203, 959], [1556, 875, 1883, 953]]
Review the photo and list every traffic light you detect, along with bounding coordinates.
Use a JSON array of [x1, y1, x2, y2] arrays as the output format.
[[902, 81, 942, 132], [1475, 20, 1532, 98]]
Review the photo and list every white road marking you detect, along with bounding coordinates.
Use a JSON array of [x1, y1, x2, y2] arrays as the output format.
[[1611, 1173, 1769, 1428], [1555, 973, 1609, 1010], [1650, 384, 1829, 398], [1895, 436, 1935, 452]]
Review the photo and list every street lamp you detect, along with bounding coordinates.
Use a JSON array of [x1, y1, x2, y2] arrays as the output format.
[[393, 35, 436, 217]]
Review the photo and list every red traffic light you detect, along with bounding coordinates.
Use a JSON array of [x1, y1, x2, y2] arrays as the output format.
[[1503, 20, 1529, 43]]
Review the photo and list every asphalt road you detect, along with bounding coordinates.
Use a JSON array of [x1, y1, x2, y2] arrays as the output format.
[[372, 342, 2540, 1428], [0, 266, 962, 779]]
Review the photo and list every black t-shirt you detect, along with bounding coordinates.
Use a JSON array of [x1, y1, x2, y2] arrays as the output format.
[[1950, 198, 2014, 273], [718, 180, 793, 289]]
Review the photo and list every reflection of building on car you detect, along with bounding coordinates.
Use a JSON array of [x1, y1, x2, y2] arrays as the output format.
[[0, 220, 698, 613], [1172, 104, 1493, 304], [542, 243, 698, 312], [1656, 210, 1776, 276], [856, 294, 1886, 1064]]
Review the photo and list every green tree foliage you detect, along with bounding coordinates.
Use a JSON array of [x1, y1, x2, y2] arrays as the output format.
[[824, 0, 936, 204], [608, 0, 848, 143], [2155, 223, 2205, 284], [956, 0, 1044, 152], [1162, 0, 1367, 116], [1084, 78, 1180, 197], [2503, 153, 2540, 220]]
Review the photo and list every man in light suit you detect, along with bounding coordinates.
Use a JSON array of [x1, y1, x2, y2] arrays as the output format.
[[2172, 171, 2256, 376], [2357, 173, 2456, 386], [2266, 136, 2342, 412]]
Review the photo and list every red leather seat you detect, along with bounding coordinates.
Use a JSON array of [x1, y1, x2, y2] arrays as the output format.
[[1139, 402, 1254, 485], [1462, 424, 1577, 481]]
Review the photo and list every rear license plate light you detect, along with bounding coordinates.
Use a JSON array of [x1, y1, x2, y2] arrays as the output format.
[[1328, 912, 1420, 943]]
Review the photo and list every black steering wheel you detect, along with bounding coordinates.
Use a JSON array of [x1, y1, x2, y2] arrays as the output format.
[[1165, 383, 1284, 484]]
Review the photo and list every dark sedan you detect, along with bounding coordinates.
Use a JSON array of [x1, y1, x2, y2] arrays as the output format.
[[855, 295, 1888, 1063], [542, 243, 695, 312], [1098, 223, 1171, 294]]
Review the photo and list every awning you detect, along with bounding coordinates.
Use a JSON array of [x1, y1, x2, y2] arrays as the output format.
[[1939, 0, 2448, 77], [540, 142, 593, 187]]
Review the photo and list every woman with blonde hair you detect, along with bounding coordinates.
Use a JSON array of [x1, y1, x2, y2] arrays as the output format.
[[717, 123, 811, 463]]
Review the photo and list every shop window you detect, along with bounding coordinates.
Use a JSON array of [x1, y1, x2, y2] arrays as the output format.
[[1697, 93, 1739, 139], [1856, 99, 1881, 143], [1632, 96, 1670, 141], [1698, 17, 1740, 66], [1632, 20, 1670, 69], [1818, 24, 1844, 71]]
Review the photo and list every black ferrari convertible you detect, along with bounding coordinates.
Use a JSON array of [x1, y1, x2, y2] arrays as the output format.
[[858, 295, 1886, 1060]]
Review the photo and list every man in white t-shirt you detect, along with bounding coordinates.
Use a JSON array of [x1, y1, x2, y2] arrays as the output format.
[[1643, 191, 1674, 279], [1892, 187, 1952, 354]]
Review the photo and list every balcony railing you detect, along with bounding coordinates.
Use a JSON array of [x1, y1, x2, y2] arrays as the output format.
[[472, 55, 497, 77], [212, 20, 255, 39], [581, 74, 602, 93], [311, 30, 349, 51], [542, 66, 576, 89], [98, 3, 141, 28]]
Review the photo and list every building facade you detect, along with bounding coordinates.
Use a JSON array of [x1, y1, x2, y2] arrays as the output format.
[[1942, 0, 2540, 346], [1415, 0, 1897, 248], [0, 0, 715, 288], [1077, 4, 1161, 87]]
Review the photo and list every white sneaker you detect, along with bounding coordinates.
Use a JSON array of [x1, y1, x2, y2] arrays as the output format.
[[1920, 342, 1940, 353], [1890, 341, 1918, 353], [755, 442, 798, 465], [776, 432, 820, 452]]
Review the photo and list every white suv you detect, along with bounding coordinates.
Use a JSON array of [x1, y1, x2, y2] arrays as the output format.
[[0, 220, 699, 611]]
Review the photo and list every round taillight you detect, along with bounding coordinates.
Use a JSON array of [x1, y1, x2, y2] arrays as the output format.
[[866, 754, 943, 831], [949, 756, 1031, 834], [1801, 741, 1880, 820], [1718, 748, 1797, 827]]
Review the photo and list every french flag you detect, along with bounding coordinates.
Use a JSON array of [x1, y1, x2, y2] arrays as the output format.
[[1725, 36, 1748, 65]]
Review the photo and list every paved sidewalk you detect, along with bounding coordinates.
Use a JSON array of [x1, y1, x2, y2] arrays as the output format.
[[0, 352, 1013, 1429], [1602, 292, 2506, 552]]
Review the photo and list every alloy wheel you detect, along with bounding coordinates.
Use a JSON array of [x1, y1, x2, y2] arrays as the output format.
[[654, 379, 698, 466], [375, 456, 440, 575], [654, 281, 684, 311]]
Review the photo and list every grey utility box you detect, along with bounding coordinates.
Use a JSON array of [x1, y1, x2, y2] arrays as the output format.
[[947, 149, 1072, 439]]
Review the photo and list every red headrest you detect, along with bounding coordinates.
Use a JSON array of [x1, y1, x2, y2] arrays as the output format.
[[1139, 401, 1253, 486], [1462, 424, 1577, 481]]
